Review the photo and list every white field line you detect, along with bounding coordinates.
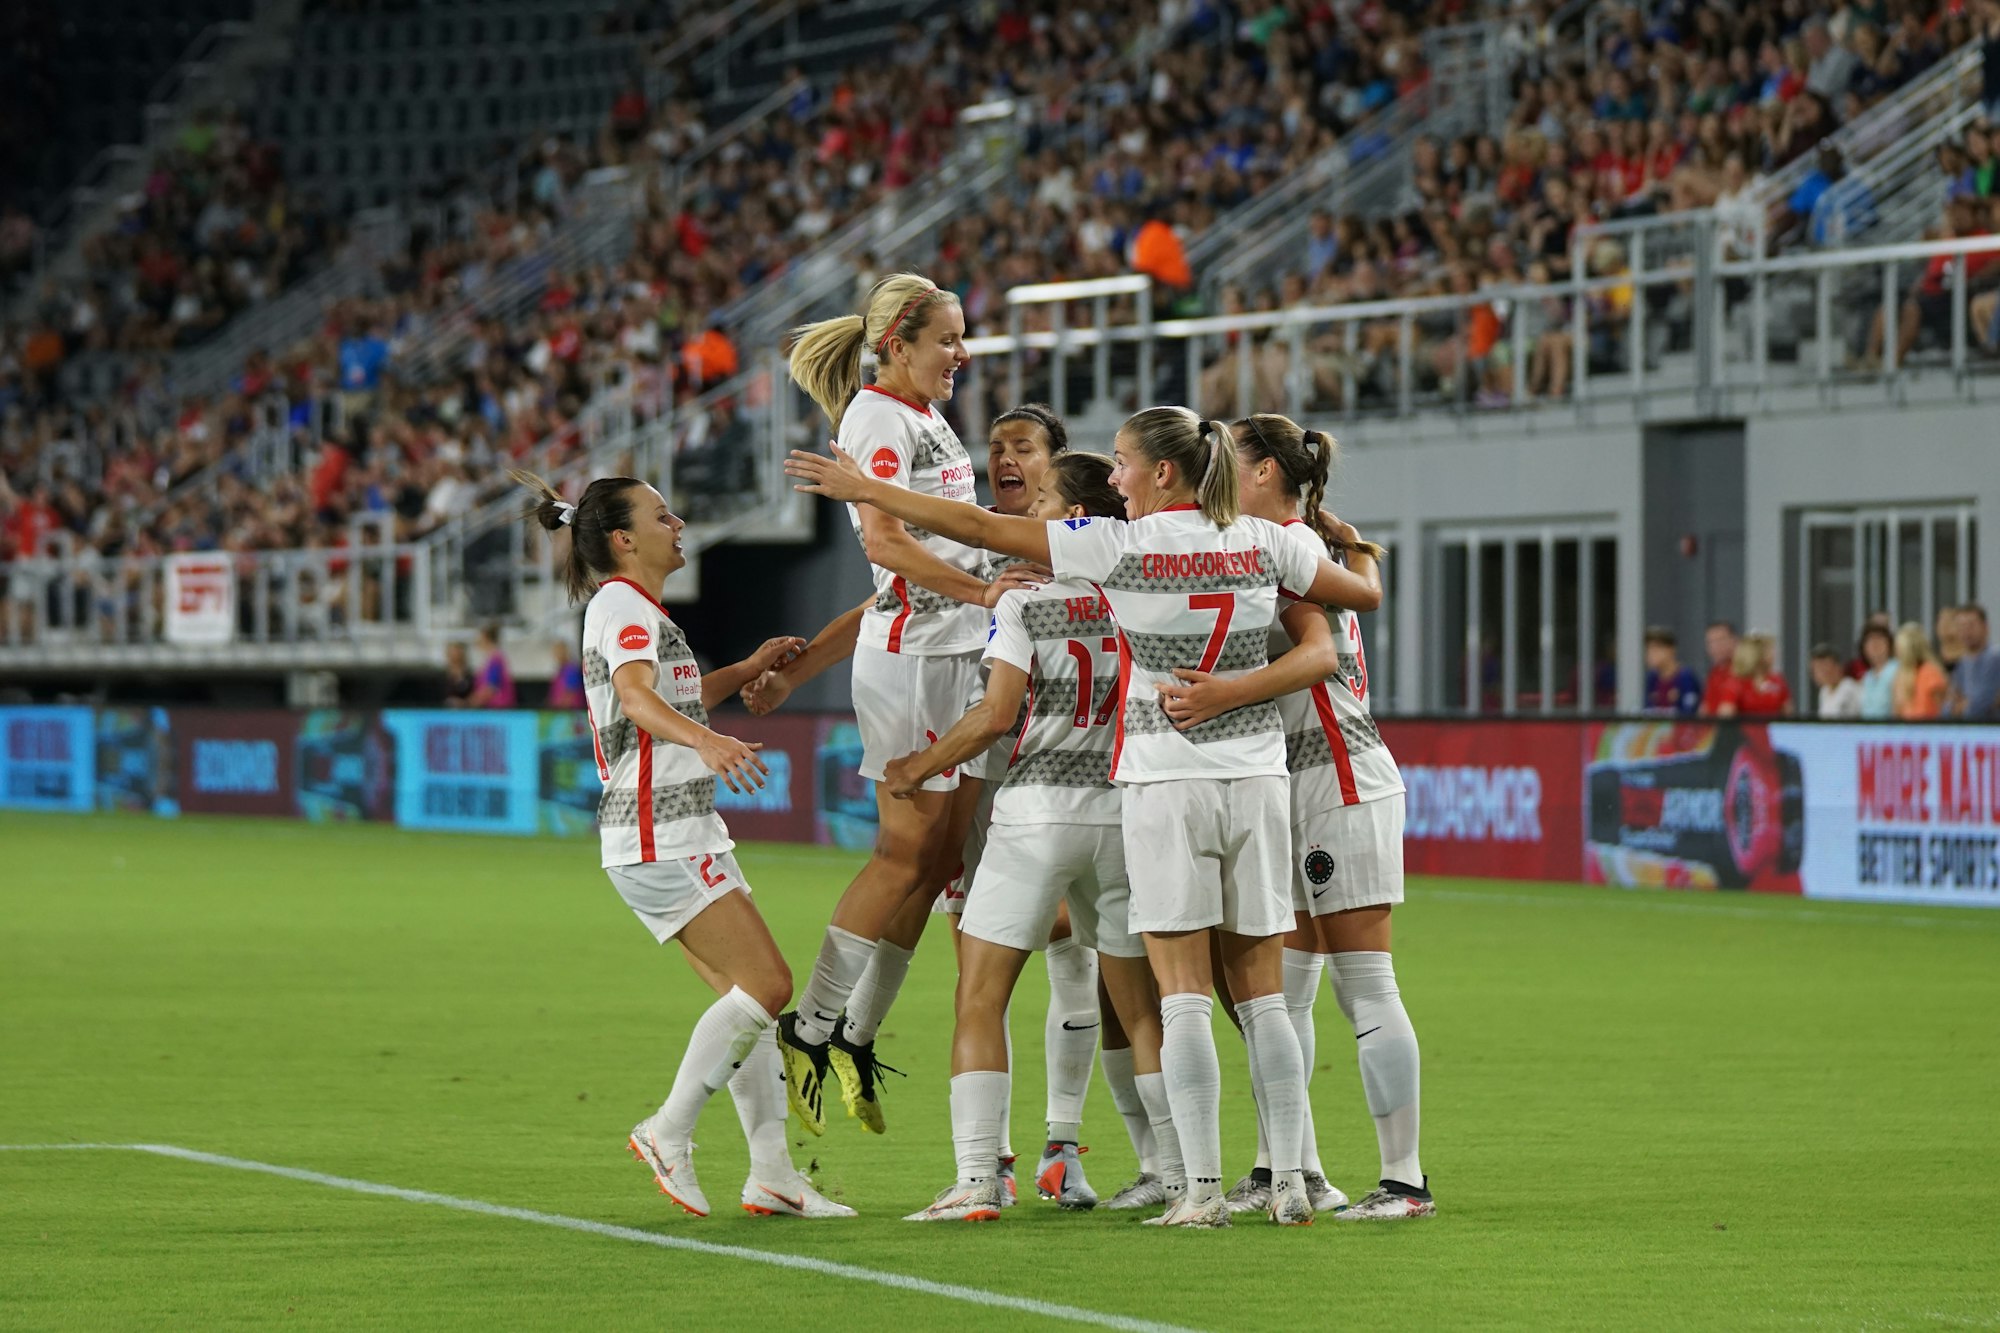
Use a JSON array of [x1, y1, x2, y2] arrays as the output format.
[[1413, 886, 1997, 931], [0, 1144, 1200, 1333]]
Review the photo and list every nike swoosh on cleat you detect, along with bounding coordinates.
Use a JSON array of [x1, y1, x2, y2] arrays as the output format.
[[758, 1186, 805, 1211], [1059, 1020, 1099, 1032], [1355, 1026, 1381, 1039]]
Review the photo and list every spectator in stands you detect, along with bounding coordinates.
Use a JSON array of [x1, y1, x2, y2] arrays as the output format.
[[546, 638, 585, 711], [1857, 621, 1900, 718], [466, 623, 516, 710], [1711, 630, 1793, 716], [1892, 620, 1951, 717], [1935, 602, 1967, 670], [1983, 0, 2000, 122], [1811, 643, 1864, 717], [1863, 197, 1999, 365], [1643, 625, 1704, 714], [1949, 603, 2000, 718], [442, 640, 475, 707], [1700, 619, 1739, 715]]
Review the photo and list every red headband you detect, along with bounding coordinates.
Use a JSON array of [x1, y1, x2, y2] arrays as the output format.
[[875, 289, 934, 356]]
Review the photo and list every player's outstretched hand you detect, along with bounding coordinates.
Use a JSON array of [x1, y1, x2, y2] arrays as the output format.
[[881, 752, 926, 800], [981, 564, 1049, 608], [1156, 668, 1241, 730], [740, 669, 793, 716], [696, 732, 769, 793], [747, 635, 807, 674], [785, 442, 871, 500]]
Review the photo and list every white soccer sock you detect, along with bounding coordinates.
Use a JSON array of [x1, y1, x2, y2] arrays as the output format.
[[728, 1026, 791, 1177], [1132, 1070, 1185, 1188], [840, 939, 915, 1046], [794, 926, 873, 1045], [1159, 992, 1223, 1195], [950, 1070, 1009, 1185], [1099, 1045, 1159, 1175], [1235, 993, 1306, 1178], [1000, 1001, 1015, 1160], [1283, 947, 1327, 1176], [651, 986, 772, 1146], [1042, 937, 1099, 1139], [1330, 951, 1422, 1188]]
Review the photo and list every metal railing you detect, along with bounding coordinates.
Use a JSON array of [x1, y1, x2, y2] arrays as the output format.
[[942, 230, 2000, 440]]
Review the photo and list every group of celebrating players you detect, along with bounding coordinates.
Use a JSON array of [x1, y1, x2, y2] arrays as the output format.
[[516, 271, 1431, 1229]]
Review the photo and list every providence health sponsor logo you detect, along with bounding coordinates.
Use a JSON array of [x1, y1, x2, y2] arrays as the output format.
[[1403, 763, 1545, 843], [191, 738, 280, 795]]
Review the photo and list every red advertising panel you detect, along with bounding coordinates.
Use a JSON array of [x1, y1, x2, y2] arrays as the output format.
[[171, 709, 300, 817], [716, 714, 819, 845], [1377, 719, 1584, 882]]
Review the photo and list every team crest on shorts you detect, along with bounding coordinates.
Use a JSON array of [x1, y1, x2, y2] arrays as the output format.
[[1303, 847, 1336, 886]]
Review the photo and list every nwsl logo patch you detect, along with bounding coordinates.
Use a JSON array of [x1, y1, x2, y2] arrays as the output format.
[[1062, 517, 1095, 530]]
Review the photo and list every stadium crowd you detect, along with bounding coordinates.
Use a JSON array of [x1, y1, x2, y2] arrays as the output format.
[[4, 0, 1998, 626]]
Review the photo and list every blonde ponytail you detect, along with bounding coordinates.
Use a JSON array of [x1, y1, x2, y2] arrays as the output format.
[[786, 271, 959, 431], [1194, 418, 1242, 528]]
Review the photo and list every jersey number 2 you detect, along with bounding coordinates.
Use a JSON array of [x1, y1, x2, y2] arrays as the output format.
[[1062, 638, 1121, 729]]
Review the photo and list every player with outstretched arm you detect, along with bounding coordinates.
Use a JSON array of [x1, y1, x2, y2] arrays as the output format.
[[513, 469, 852, 1221], [786, 406, 1383, 1227]]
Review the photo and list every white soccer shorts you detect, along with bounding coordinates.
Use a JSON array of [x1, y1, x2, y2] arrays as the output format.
[[851, 644, 981, 792], [1291, 792, 1406, 916], [960, 820, 1142, 958], [606, 850, 750, 944], [1120, 775, 1293, 939]]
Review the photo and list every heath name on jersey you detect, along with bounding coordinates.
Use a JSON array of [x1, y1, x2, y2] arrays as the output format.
[[983, 577, 1122, 826]]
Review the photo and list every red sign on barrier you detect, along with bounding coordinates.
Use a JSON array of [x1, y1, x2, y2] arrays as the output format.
[[172, 709, 299, 817], [1377, 720, 1584, 882]]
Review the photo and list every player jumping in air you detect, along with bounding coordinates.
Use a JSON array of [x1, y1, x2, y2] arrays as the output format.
[[785, 406, 1383, 1227]]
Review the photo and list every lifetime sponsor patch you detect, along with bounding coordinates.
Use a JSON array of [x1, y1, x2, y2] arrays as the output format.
[[869, 447, 902, 479], [617, 624, 651, 651], [1303, 847, 1336, 885]]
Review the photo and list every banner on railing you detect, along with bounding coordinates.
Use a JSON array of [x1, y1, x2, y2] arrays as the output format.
[[165, 553, 236, 646], [3, 708, 1995, 907]]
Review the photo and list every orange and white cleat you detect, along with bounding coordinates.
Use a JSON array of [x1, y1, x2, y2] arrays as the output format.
[[740, 1170, 857, 1219], [1034, 1142, 1097, 1210], [628, 1123, 708, 1217], [903, 1179, 1005, 1222], [1336, 1178, 1436, 1220]]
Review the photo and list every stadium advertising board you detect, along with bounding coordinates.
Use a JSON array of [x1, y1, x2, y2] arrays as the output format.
[[382, 711, 541, 835], [1377, 719, 1584, 881], [0, 706, 95, 812], [814, 717, 876, 850], [297, 710, 395, 823], [172, 709, 300, 818], [96, 707, 177, 815], [714, 714, 817, 844]]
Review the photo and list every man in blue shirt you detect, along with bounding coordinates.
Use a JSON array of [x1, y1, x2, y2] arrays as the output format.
[[1950, 604, 2000, 720], [1644, 626, 1704, 715]]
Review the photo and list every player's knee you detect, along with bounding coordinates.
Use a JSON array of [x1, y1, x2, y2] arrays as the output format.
[[748, 959, 794, 1016]]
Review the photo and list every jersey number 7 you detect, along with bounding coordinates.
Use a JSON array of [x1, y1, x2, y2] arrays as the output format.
[[1063, 637, 1122, 729], [1188, 593, 1235, 672]]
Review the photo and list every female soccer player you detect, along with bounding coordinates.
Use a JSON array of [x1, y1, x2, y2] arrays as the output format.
[[785, 406, 1384, 1227], [1165, 416, 1430, 1221], [776, 273, 1030, 1138], [874, 453, 1148, 1220], [513, 469, 852, 1220], [743, 405, 1100, 1203]]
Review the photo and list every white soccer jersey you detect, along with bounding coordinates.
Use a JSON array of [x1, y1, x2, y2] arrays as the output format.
[[1269, 520, 1405, 819], [837, 385, 986, 655], [581, 577, 732, 868], [983, 576, 1122, 826], [1045, 506, 1321, 785]]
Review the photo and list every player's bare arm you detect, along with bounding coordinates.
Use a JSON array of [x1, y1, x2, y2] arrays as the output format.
[[882, 661, 1030, 799], [1157, 602, 1339, 729], [612, 659, 769, 793], [787, 443, 1054, 567], [700, 636, 806, 712], [742, 598, 872, 715]]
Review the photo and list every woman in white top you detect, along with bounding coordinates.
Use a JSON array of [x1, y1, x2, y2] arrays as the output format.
[[787, 405, 1383, 1228], [776, 274, 1032, 1140], [511, 469, 850, 1221]]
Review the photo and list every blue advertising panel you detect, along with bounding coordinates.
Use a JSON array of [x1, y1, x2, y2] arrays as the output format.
[[0, 706, 96, 812], [382, 711, 541, 835]]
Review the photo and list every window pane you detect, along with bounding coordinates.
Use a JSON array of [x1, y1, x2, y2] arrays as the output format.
[[1592, 538, 1619, 709], [1516, 538, 1545, 711], [1807, 522, 1856, 660], [1935, 518, 1960, 608], [1553, 539, 1580, 711], [1439, 542, 1467, 711], [1897, 518, 1925, 626], [1479, 542, 1506, 713]]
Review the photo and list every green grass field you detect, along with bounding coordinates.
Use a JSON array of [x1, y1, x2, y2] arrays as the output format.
[[4, 812, 2000, 1331]]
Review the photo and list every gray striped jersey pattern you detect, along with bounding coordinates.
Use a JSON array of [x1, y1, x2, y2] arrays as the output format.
[[596, 777, 717, 827], [1284, 713, 1386, 772], [1123, 625, 1268, 673]]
